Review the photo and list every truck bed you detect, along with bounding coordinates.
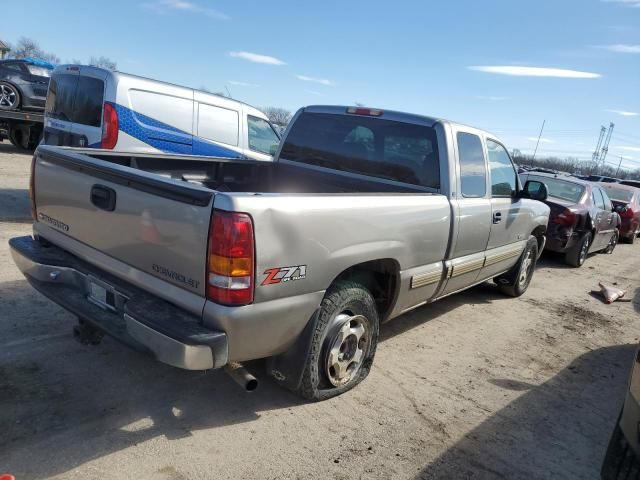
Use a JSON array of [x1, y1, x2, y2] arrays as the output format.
[[86, 148, 433, 194]]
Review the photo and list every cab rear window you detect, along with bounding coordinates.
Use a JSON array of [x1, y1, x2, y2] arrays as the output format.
[[46, 74, 104, 127], [280, 112, 440, 189]]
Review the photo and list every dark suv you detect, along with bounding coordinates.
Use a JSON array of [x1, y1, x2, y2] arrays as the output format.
[[0, 58, 53, 111]]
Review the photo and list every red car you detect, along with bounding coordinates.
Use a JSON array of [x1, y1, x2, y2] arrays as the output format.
[[599, 183, 640, 244], [520, 172, 620, 267]]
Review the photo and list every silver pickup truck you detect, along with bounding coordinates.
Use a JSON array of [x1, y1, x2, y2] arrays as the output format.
[[10, 105, 550, 400]]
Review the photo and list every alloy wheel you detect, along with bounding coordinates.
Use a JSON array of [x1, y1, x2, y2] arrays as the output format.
[[325, 313, 371, 387], [0, 84, 17, 108]]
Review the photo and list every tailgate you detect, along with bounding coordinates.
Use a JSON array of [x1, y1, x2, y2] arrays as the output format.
[[32, 146, 213, 297]]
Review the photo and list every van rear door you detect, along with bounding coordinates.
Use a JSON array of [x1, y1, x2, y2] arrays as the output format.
[[44, 67, 79, 146], [43, 67, 107, 148], [70, 67, 109, 148]]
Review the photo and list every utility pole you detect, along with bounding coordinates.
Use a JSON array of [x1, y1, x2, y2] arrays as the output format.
[[532, 120, 546, 160]]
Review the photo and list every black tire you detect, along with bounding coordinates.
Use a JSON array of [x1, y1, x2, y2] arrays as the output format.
[[297, 280, 379, 401], [0, 82, 20, 111], [604, 230, 619, 253], [565, 232, 592, 267], [624, 230, 636, 245], [494, 236, 538, 297]]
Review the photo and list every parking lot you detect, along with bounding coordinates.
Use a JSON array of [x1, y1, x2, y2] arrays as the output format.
[[0, 142, 638, 480]]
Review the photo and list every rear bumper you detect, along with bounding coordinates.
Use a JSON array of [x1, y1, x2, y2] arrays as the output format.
[[545, 229, 581, 253], [9, 235, 227, 370], [619, 219, 637, 239]]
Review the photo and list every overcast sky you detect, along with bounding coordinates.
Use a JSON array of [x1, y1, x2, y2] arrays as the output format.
[[6, 0, 640, 170]]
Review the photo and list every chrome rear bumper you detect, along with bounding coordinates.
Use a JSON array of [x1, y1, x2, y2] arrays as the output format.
[[10, 236, 227, 370]]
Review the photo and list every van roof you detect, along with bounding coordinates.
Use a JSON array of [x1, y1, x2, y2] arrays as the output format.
[[53, 64, 270, 120]]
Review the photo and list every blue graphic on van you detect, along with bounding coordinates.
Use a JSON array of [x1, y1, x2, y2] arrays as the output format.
[[113, 103, 241, 157]]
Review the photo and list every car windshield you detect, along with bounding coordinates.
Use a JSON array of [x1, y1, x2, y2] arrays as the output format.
[[26, 64, 53, 77], [529, 176, 585, 203], [602, 186, 633, 202]]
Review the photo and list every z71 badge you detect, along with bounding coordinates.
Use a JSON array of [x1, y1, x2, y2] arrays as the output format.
[[262, 265, 307, 285]]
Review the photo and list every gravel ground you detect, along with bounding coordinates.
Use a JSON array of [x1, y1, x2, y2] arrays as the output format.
[[1, 142, 639, 479]]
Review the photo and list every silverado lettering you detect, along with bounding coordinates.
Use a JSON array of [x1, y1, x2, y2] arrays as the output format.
[[152, 264, 200, 290]]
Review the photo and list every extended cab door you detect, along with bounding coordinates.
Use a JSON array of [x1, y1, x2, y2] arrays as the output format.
[[480, 139, 530, 279], [439, 128, 491, 296]]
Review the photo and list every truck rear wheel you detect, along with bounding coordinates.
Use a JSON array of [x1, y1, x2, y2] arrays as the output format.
[[494, 236, 538, 297], [298, 280, 379, 401]]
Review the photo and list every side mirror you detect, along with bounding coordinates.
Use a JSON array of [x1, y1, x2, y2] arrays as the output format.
[[269, 144, 278, 156], [522, 180, 548, 201]]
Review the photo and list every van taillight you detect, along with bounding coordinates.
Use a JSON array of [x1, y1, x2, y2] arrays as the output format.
[[29, 153, 37, 220], [101, 102, 118, 149], [206, 210, 255, 306]]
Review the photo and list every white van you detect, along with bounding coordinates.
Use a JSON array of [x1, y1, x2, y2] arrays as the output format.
[[43, 65, 280, 161]]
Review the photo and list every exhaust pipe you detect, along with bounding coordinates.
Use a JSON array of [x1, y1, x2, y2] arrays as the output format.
[[224, 362, 258, 392]]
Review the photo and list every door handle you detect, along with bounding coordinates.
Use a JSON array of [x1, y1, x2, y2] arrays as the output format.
[[493, 212, 502, 224], [90, 184, 117, 211]]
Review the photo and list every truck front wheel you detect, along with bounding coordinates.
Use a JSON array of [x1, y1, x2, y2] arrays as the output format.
[[494, 236, 538, 297], [298, 281, 379, 401]]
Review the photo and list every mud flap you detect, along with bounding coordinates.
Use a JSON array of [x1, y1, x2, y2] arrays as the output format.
[[266, 308, 321, 392]]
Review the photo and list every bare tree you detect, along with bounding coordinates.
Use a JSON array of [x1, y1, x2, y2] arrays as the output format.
[[10, 37, 59, 64], [262, 107, 292, 126], [89, 56, 117, 71]]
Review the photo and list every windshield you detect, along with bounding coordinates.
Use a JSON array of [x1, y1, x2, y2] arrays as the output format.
[[602, 186, 633, 202], [528, 175, 585, 203], [280, 112, 440, 189], [26, 64, 53, 77], [247, 115, 280, 155]]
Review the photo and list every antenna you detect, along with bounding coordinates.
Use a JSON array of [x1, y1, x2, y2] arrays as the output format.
[[532, 120, 546, 160], [600, 122, 614, 166]]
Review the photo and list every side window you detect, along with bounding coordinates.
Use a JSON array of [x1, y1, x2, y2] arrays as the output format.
[[197, 103, 239, 146], [487, 139, 517, 197], [247, 115, 280, 155], [457, 132, 486, 197], [593, 189, 606, 210], [4, 63, 24, 72]]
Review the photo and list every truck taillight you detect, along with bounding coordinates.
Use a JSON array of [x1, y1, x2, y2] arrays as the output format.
[[101, 102, 118, 149], [206, 210, 255, 306], [29, 153, 37, 220]]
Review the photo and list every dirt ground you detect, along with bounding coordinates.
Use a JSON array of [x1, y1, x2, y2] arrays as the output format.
[[1, 141, 639, 480]]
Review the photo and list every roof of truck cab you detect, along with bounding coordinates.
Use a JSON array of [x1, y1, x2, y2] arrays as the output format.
[[302, 105, 499, 138]]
